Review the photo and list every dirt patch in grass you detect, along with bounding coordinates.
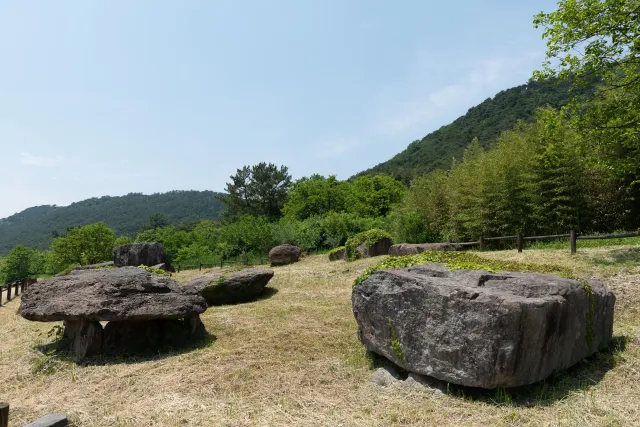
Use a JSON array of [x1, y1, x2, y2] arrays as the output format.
[[1, 250, 639, 426]]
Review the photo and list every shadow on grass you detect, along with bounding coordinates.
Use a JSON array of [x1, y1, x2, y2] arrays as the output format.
[[33, 330, 217, 368], [366, 335, 628, 407], [588, 247, 640, 267]]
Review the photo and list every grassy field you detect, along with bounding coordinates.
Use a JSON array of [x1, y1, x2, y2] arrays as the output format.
[[0, 245, 639, 426]]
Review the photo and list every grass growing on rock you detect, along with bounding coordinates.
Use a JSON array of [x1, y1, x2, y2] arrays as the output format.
[[0, 247, 639, 426], [345, 229, 393, 261]]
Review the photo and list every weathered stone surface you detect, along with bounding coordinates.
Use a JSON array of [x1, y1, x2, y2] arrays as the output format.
[[23, 413, 68, 427], [370, 366, 401, 387], [356, 238, 392, 259], [74, 261, 115, 271], [113, 242, 174, 271], [188, 269, 274, 305], [328, 248, 346, 262], [401, 372, 446, 394], [269, 244, 301, 266], [63, 320, 103, 358], [388, 243, 462, 256], [19, 267, 207, 322], [352, 265, 615, 389]]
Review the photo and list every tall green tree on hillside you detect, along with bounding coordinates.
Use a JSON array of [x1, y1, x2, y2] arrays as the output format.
[[535, 0, 640, 219], [144, 213, 170, 230], [51, 222, 116, 268], [347, 175, 406, 218], [282, 175, 350, 220], [1, 245, 32, 282], [218, 163, 292, 221]]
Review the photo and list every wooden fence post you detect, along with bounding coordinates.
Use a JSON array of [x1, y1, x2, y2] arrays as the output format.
[[15, 281, 19, 296], [570, 230, 577, 255], [6, 283, 11, 302], [479, 236, 485, 251], [0, 402, 9, 427], [517, 233, 523, 253]]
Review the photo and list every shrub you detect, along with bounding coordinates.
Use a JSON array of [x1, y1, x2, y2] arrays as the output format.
[[345, 229, 393, 261]]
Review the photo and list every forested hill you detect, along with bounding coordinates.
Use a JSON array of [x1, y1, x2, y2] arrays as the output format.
[[357, 78, 598, 182], [0, 190, 224, 254]]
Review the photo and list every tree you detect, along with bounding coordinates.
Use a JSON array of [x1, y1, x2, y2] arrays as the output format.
[[534, 0, 640, 213], [2, 245, 32, 282], [51, 222, 116, 268], [347, 175, 406, 218], [218, 162, 292, 220], [144, 213, 170, 230], [282, 175, 350, 220]]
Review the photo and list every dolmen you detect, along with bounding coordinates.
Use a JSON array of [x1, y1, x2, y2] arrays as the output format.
[[113, 242, 174, 272], [19, 267, 207, 359], [388, 243, 462, 256], [352, 264, 616, 389], [269, 244, 301, 266], [188, 268, 274, 305]]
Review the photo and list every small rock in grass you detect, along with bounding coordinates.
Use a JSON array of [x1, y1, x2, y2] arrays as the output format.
[[370, 365, 401, 387]]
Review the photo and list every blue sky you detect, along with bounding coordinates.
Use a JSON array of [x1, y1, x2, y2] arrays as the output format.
[[0, 0, 558, 219]]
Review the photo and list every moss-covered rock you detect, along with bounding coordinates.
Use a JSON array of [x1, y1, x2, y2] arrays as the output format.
[[328, 246, 346, 261], [345, 229, 393, 261]]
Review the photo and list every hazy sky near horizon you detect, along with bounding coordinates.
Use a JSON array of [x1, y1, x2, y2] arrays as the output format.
[[0, 0, 558, 219]]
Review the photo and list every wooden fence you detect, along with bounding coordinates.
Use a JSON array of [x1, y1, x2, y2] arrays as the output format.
[[454, 230, 640, 254], [0, 278, 36, 308], [176, 255, 269, 272]]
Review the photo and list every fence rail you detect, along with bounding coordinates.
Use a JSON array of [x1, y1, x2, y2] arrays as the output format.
[[176, 255, 268, 272], [0, 278, 36, 307], [453, 230, 639, 255]]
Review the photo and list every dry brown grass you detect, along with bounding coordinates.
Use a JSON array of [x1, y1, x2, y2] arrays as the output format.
[[1, 247, 639, 426]]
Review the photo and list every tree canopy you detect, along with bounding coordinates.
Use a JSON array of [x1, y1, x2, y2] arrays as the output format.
[[218, 162, 292, 221]]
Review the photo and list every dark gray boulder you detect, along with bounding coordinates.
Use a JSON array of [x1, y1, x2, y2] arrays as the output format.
[[113, 242, 174, 271], [188, 269, 274, 305], [355, 238, 392, 259], [352, 265, 615, 389], [269, 244, 301, 266], [388, 243, 462, 256], [19, 267, 206, 322], [328, 247, 346, 261]]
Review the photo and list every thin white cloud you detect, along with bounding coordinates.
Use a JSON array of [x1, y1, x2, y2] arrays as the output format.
[[376, 54, 540, 137], [20, 152, 63, 167]]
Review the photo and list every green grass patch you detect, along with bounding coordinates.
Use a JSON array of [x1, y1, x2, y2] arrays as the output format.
[[138, 265, 171, 276], [526, 235, 640, 250]]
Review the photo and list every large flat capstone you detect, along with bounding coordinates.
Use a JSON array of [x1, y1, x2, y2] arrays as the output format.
[[188, 268, 274, 305], [19, 267, 207, 322], [352, 265, 615, 389]]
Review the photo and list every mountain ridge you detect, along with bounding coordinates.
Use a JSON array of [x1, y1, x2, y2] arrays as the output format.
[[0, 190, 224, 254], [356, 78, 598, 182]]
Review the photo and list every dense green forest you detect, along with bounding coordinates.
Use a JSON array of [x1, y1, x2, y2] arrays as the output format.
[[357, 78, 598, 182], [2, 0, 639, 286], [0, 191, 223, 254]]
